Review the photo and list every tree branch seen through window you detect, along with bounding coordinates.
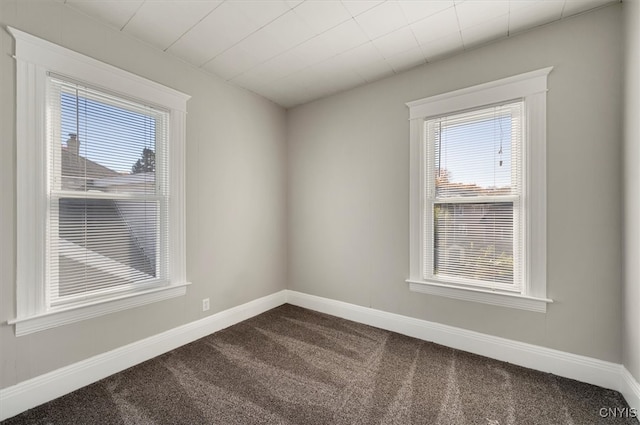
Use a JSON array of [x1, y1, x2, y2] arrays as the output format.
[[131, 147, 155, 174]]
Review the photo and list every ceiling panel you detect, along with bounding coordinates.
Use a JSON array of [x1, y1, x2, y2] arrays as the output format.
[[166, 1, 262, 65], [63, 0, 618, 108], [229, 0, 290, 28], [291, 19, 369, 67], [328, 70, 368, 94], [207, 30, 285, 79], [285, 0, 304, 9], [355, 1, 409, 39], [312, 58, 367, 86], [340, 0, 385, 18], [355, 59, 395, 83], [420, 32, 464, 62], [386, 45, 426, 73], [372, 27, 420, 59], [66, 0, 143, 30], [240, 27, 289, 61], [509, 1, 564, 33], [396, 0, 454, 24], [508, 0, 541, 13], [123, 1, 222, 50], [563, 0, 613, 16], [203, 44, 258, 81], [334, 42, 386, 68], [231, 49, 309, 88], [294, 72, 353, 101], [410, 6, 460, 45], [260, 9, 316, 52], [293, 0, 352, 35], [455, 0, 510, 29], [258, 79, 310, 106], [461, 14, 509, 48]]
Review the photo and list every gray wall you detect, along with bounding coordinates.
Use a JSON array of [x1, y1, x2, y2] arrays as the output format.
[[624, 0, 640, 382], [0, 1, 287, 389], [0, 0, 632, 394], [287, 4, 624, 363]]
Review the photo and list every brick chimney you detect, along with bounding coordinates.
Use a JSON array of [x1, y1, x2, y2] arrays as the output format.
[[66, 133, 80, 155]]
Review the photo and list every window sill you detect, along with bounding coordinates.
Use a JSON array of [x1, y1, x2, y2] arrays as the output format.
[[406, 279, 552, 313], [8, 282, 190, 336]]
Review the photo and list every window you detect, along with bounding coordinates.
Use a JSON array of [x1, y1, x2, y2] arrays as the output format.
[[427, 102, 523, 291], [48, 76, 169, 305], [9, 27, 190, 335], [406, 68, 552, 312]]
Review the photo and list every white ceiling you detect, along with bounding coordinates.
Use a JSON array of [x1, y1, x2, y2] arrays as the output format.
[[63, 0, 616, 108]]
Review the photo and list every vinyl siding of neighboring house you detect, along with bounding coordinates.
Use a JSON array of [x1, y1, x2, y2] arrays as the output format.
[[58, 146, 157, 296]]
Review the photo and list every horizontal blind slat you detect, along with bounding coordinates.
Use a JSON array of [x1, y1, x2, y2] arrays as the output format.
[[425, 101, 524, 289], [47, 75, 170, 306]]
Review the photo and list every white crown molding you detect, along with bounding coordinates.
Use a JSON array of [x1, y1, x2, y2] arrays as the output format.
[[0, 290, 288, 421]]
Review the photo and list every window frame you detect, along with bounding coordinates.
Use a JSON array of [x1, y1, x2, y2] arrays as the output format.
[[424, 102, 524, 293], [46, 76, 170, 308], [406, 68, 553, 313], [9, 27, 191, 336]]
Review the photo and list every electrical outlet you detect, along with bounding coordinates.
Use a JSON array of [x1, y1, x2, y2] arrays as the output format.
[[202, 298, 210, 312]]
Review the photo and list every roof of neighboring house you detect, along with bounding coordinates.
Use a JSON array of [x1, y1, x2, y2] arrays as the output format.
[[57, 147, 155, 296], [436, 176, 512, 198], [61, 146, 120, 179]]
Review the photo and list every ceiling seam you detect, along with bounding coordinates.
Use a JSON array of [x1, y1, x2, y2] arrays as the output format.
[[209, 1, 461, 87], [164, 0, 228, 52], [226, 7, 366, 84], [120, 0, 146, 32], [198, 4, 302, 69]]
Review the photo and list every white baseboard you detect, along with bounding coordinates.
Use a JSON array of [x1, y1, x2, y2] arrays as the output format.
[[622, 367, 640, 412], [1, 289, 638, 422], [0, 290, 288, 421], [285, 290, 637, 409]]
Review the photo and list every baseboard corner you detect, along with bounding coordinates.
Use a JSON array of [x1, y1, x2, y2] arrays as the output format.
[[285, 290, 626, 398], [0, 289, 288, 421], [621, 367, 640, 413]]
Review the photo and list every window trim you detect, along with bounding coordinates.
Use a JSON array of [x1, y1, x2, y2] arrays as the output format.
[[406, 68, 553, 313], [8, 27, 191, 336], [424, 102, 524, 293]]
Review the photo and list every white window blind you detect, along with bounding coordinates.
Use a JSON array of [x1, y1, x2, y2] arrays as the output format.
[[46, 74, 170, 307], [424, 101, 524, 291]]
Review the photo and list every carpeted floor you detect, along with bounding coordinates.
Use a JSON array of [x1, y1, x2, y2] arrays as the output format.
[[2, 304, 636, 425]]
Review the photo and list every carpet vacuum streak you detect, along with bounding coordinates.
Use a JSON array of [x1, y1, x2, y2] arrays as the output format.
[[2, 304, 636, 425]]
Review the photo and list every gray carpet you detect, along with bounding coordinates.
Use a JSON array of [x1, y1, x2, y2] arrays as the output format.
[[2, 304, 636, 424]]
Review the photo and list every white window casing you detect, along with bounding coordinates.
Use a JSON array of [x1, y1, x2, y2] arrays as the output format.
[[9, 27, 191, 336], [406, 68, 553, 313]]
